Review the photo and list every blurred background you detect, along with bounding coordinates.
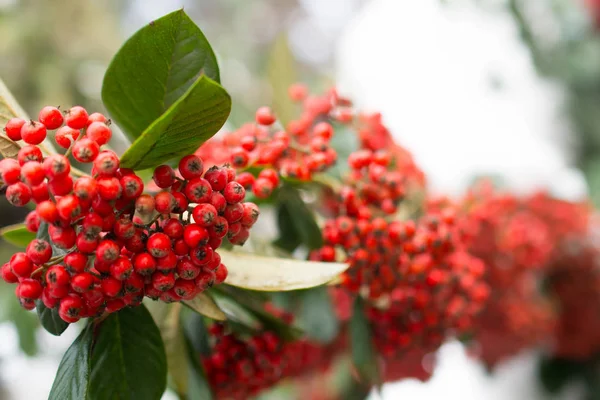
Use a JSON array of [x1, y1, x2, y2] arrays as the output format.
[[0, 0, 599, 398]]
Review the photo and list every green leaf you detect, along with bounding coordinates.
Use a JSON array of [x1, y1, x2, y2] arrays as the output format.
[[147, 302, 188, 398], [221, 249, 347, 291], [181, 307, 211, 356], [89, 305, 167, 400], [295, 286, 339, 344], [0, 223, 35, 248], [36, 300, 69, 336], [273, 203, 302, 253], [49, 324, 93, 400], [118, 75, 231, 170], [350, 297, 380, 387], [101, 9, 220, 140], [182, 293, 227, 321], [12, 309, 38, 356], [276, 186, 323, 250], [182, 322, 214, 400]]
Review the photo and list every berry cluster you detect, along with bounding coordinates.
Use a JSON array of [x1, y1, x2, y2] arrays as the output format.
[[0, 106, 259, 323], [202, 321, 338, 399]]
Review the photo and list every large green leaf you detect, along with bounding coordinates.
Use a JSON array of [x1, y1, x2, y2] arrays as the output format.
[[350, 297, 380, 387], [102, 9, 220, 140], [295, 286, 339, 344], [118, 75, 230, 170], [0, 223, 35, 248], [89, 305, 167, 400], [49, 324, 94, 400], [36, 300, 69, 336]]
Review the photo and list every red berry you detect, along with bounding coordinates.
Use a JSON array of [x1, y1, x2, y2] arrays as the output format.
[[56, 194, 81, 221], [163, 218, 184, 238], [0, 158, 21, 184], [46, 265, 70, 286], [152, 272, 176, 292], [59, 294, 84, 323], [49, 225, 77, 249], [124, 273, 144, 293], [64, 252, 87, 274], [6, 182, 32, 206], [101, 277, 122, 298], [120, 174, 144, 199], [134, 253, 156, 276], [30, 182, 49, 203], [190, 245, 214, 266], [38, 106, 64, 130], [48, 175, 73, 196], [93, 150, 120, 176], [86, 121, 112, 145], [25, 211, 41, 232], [209, 216, 229, 238], [210, 192, 227, 214], [172, 191, 189, 213], [72, 138, 100, 163], [110, 256, 133, 280], [255, 106, 276, 125], [147, 233, 171, 258], [73, 176, 98, 201], [252, 178, 274, 199], [20, 161, 44, 186], [17, 145, 43, 165], [71, 273, 95, 293], [258, 168, 279, 187], [224, 181, 245, 204], [1, 263, 18, 283], [193, 203, 218, 227], [176, 257, 201, 280], [18, 279, 43, 300], [224, 203, 244, 223], [9, 253, 32, 278], [43, 154, 71, 179], [20, 120, 47, 145], [228, 226, 250, 246], [96, 239, 120, 264], [154, 191, 175, 214], [153, 165, 175, 188], [214, 264, 228, 284], [114, 218, 135, 240], [96, 176, 122, 200], [36, 200, 59, 223], [236, 172, 255, 189], [204, 167, 228, 191], [313, 122, 333, 140], [76, 232, 99, 254], [26, 239, 52, 264], [4, 118, 25, 141], [65, 106, 89, 129], [156, 251, 178, 272], [87, 112, 107, 126], [184, 178, 213, 203], [135, 194, 156, 215], [178, 155, 204, 180], [230, 147, 249, 168], [54, 126, 80, 149], [241, 202, 260, 227], [183, 224, 209, 248]]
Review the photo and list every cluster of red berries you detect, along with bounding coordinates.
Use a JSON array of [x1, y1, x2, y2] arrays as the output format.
[[202, 320, 337, 399], [0, 106, 259, 323]]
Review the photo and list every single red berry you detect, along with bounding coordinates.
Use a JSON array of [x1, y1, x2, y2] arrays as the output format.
[[18, 279, 43, 300], [163, 219, 184, 239], [230, 147, 249, 168], [190, 245, 214, 266], [20, 120, 47, 145], [223, 181, 246, 204], [288, 83, 308, 101], [4, 118, 25, 141], [47, 284, 69, 299], [0, 158, 21, 184], [110, 256, 133, 280], [147, 233, 171, 258], [20, 161, 44, 186], [124, 273, 144, 293], [209, 216, 229, 238], [72, 138, 100, 163], [30, 182, 49, 203], [152, 271, 176, 292], [64, 252, 87, 274], [87, 112, 107, 126], [204, 167, 228, 191], [36, 200, 59, 223], [153, 165, 175, 188], [208, 236, 222, 250], [206, 251, 221, 270], [252, 178, 274, 199], [76, 232, 99, 254], [82, 288, 104, 309], [1, 263, 18, 283], [86, 121, 112, 145], [154, 191, 175, 214], [224, 203, 244, 223], [133, 253, 156, 276], [173, 238, 190, 256], [183, 224, 209, 248], [235, 172, 255, 189], [93, 150, 120, 176], [172, 191, 188, 213], [184, 178, 213, 203], [71, 273, 95, 293], [56, 194, 81, 221], [214, 264, 228, 284], [210, 192, 227, 214], [100, 277, 122, 298], [26, 239, 52, 264], [240, 202, 260, 227], [258, 168, 279, 187], [156, 250, 178, 272], [65, 106, 89, 129], [59, 294, 84, 323], [255, 106, 276, 125], [25, 211, 41, 233], [46, 265, 70, 286], [125, 230, 146, 253], [38, 106, 64, 130], [48, 175, 73, 196], [17, 145, 43, 165], [135, 194, 156, 215], [96, 176, 122, 200], [176, 257, 201, 280], [174, 279, 197, 300], [49, 225, 77, 249], [228, 226, 250, 246], [195, 270, 215, 290], [120, 174, 144, 199], [9, 253, 32, 278], [114, 218, 135, 240], [43, 154, 71, 179], [178, 155, 204, 180], [73, 176, 98, 201], [6, 182, 32, 206], [193, 203, 218, 227], [54, 126, 80, 149], [96, 239, 120, 264]]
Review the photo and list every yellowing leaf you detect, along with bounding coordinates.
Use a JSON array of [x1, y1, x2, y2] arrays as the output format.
[[183, 293, 226, 321], [221, 250, 349, 291]]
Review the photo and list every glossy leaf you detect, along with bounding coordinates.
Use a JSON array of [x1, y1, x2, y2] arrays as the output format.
[[350, 297, 381, 387], [182, 320, 214, 400], [36, 300, 69, 336], [182, 292, 227, 321], [49, 324, 93, 400], [89, 305, 167, 400], [221, 250, 348, 291], [118, 75, 230, 170], [102, 9, 220, 139], [0, 223, 35, 248], [277, 186, 323, 250]]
